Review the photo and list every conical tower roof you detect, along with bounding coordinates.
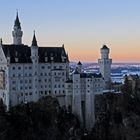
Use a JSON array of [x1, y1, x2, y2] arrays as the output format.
[[14, 11, 21, 29], [31, 31, 38, 46]]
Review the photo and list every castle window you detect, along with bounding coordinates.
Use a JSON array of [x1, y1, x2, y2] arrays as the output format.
[[48, 66, 51, 69], [59, 66, 62, 69], [18, 66, 21, 70], [12, 67, 15, 70], [63, 90, 65, 93], [29, 73, 32, 76], [62, 72, 65, 76], [12, 87, 16, 90], [29, 80, 32, 83], [29, 66, 32, 69], [55, 90, 57, 94], [41, 66, 45, 69], [29, 92, 32, 95], [54, 66, 56, 69], [12, 81, 16, 84]]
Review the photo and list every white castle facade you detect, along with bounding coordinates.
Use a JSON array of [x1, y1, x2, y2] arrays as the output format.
[[0, 13, 112, 130]]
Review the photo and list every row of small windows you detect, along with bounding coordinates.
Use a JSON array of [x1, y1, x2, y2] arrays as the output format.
[[99, 61, 110, 64], [40, 90, 65, 95], [12, 86, 32, 90], [12, 65, 66, 71], [54, 90, 65, 94], [54, 84, 64, 88], [13, 78, 65, 84], [12, 72, 65, 77], [12, 84, 53, 90], [40, 90, 51, 94], [53, 72, 65, 76], [12, 73, 32, 77], [12, 79, 32, 84], [12, 66, 32, 70], [20, 92, 32, 96]]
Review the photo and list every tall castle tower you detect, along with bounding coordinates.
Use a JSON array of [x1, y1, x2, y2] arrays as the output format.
[[31, 31, 39, 101], [98, 45, 112, 86], [12, 11, 23, 45]]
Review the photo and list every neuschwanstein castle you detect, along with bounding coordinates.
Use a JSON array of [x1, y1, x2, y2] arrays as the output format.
[[0, 13, 112, 130]]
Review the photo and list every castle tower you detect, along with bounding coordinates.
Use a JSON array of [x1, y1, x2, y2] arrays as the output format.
[[76, 61, 82, 73], [12, 11, 23, 45], [31, 31, 39, 101], [98, 45, 112, 87], [72, 69, 83, 123]]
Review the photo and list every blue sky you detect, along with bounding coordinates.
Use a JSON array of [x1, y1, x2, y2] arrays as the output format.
[[0, 0, 140, 62]]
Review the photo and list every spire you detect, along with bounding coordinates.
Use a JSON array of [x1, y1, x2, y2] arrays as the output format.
[[14, 10, 21, 29], [102, 44, 109, 50], [31, 31, 38, 46], [77, 61, 82, 65]]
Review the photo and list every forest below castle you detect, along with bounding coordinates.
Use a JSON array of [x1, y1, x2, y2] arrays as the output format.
[[0, 78, 140, 140]]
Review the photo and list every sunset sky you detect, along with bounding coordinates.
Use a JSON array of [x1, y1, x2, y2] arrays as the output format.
[[0, 0, 140, 63]]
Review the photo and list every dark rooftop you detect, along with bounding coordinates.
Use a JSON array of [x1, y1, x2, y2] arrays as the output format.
[[2, 44, 69, 63], [101, 44, 109, 50]]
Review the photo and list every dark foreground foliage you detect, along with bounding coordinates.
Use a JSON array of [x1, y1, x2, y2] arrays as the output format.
[[84, 78, 140, 140], [0, 97, 80, 140]]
